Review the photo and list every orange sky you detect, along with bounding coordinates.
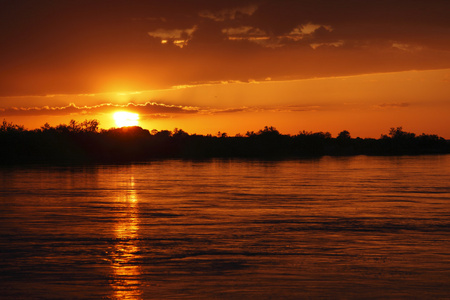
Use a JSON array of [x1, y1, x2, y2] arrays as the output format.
[[1, 1, 450, 138]]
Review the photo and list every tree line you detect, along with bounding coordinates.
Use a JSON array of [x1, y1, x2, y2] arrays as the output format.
[[0, 119, 449, 164]]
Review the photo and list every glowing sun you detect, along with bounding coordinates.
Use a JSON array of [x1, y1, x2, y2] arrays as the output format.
[[113, 111, 139, 127]]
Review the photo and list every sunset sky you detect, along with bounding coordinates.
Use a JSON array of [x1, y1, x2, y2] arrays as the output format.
[[1, 0, 450, 138]]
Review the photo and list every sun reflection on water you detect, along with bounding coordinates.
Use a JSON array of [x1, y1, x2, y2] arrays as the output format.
[[111, 176, 143, 300]]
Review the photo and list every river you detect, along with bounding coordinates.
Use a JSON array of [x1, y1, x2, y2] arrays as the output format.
[[1, 155, 449, 299]]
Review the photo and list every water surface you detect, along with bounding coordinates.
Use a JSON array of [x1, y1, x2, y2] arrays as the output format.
[[1, 155, 449, 299]]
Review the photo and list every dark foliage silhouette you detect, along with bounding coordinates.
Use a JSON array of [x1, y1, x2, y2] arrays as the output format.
[[0, 119, 448, 164]]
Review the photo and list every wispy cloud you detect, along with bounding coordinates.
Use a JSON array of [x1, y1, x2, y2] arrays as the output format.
[[199, 4, 258, 22], [148, 26, 197, 48], [375, 102, 410, 109], [0, 102, 199, 117], [0, 101, 329, 119]]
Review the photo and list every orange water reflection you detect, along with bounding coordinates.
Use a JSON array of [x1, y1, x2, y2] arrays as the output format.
[[111, 176, 142, 300]]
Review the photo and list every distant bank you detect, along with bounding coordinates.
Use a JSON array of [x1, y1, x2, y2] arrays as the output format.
[[1, 120, 449, 164]]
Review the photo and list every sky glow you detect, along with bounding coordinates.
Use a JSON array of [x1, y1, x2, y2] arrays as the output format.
[[0, 1, 449, 137]]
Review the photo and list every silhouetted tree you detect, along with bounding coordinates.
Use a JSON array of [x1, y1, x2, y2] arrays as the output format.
[[1, 119, 24, 132], [173, 128, 189, 138], [258, 126, 280, 136], [80, 119, 99, 132], [337, 130, 351, 140], [382, 126, 415, 140], [154, 130, 172, 138], [41, 123, 52, 131], [245, 131, 256, 137]]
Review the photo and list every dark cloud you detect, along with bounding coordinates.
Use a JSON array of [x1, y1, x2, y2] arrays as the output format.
[[1, 0, 450, 96]]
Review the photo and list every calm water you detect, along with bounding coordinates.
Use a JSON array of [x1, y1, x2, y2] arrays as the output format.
[[0, 155, 449, 299]]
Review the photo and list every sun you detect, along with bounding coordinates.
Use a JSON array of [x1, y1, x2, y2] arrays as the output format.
[[113, 111, 139, 128]]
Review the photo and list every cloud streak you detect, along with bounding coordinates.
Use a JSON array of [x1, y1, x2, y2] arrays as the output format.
[[0, 101, 329, 118], [375, 102, 410, 109], [0, 102, 198, 117]]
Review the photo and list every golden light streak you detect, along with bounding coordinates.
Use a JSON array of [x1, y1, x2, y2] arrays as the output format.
[[111, 176, 142, 300]]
